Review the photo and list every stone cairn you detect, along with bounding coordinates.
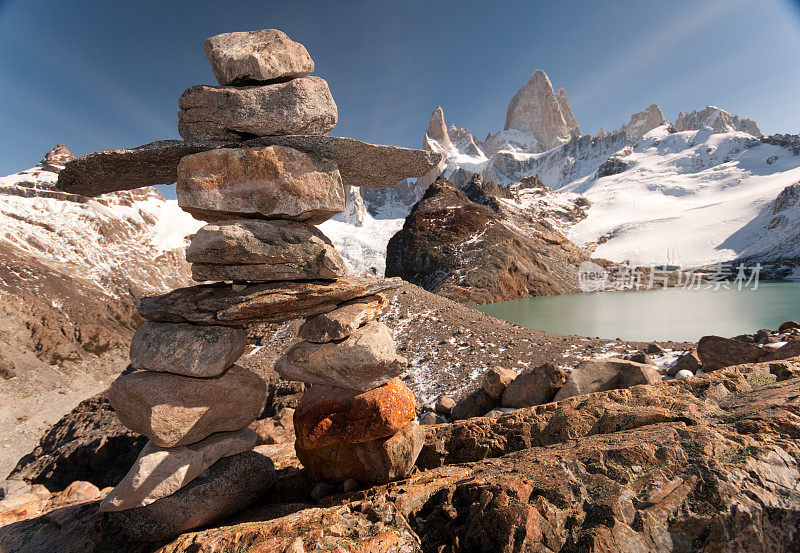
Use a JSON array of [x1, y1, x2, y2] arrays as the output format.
[[53, 29, 440, 541]]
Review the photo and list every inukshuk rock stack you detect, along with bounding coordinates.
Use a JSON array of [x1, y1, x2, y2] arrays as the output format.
[[55, 29, 440, 541]]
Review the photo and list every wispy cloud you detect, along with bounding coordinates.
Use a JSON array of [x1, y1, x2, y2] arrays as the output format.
[[569, 0, 749, 110]]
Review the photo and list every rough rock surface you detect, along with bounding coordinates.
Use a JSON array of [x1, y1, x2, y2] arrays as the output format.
[[504, 70, 576, 150], [187, 219, 345, 281], [553, 358, 661, 401], [107, 446, 277, 541], [293, 378, 415, 449], [619, 104, 667, 141], [99, 428, 257, 512], [139, 276, 402, 326], [56, 136, 440, 196], [674, 105, 762, 136], [276, 321, 406, 391], [108, 366, 266, 447], [386, 177, 591, 304], [129, 322, 247, 377], [8, 393, 145, 491], [204, 29, 314, 86], [8, 360, 800, 552], [481, 366, 517, 400], [177, 146, 344, 224], [296, 421, 424, 483], [554, 87, 581, 138], [698, 335, 768, 371], [449, 387, 495, 421], [501, 362, 568, 408], [178, 77, 337, 141], [56, 140, 215, 196], [297, 294, 387, 342]]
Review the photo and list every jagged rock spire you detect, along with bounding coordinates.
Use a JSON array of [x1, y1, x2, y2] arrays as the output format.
[[40, 143, 75, 172], [504, 70, 579, 150], [422, 106, 452, 152]]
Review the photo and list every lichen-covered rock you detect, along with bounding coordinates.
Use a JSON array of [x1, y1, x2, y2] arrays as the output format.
[[293, 378, 415, 449], [204, 29, 314, 86], [177, 146, 344, 224], [295, 422, 423, 484], [177, 77, 337, 141], [276, 321, 406, 391], [129, 322, 247, 377], [108, 366, 266, 447]]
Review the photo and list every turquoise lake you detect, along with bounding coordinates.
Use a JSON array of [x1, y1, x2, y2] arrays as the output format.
[[474, 282, 800, 343]]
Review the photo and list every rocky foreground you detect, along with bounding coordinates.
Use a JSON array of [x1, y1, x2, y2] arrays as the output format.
[[2, 356, 800, 551]]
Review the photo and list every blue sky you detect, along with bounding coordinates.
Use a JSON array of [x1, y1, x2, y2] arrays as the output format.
[[1, 0, 800, 183]]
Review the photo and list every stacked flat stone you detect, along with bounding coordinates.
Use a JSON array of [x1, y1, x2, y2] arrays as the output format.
[[84, 29, 430, 541]]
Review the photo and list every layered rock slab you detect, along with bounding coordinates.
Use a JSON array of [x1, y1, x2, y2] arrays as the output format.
[[293, 378, 415, 449], [298, 294, 387, 342], [106, 446, 277, 542], [295, 421, 423, 483], [276, 321, 406, 391], [138, 276, 402, 326], [99, 428, 257, 512], [187, 219, 345, 282], [108, 366, 266, 447], [56, 136, 440, 196], [129, 321, 247, 377], [177, 77, 337, 141], [177, 146, 344, 224], [204, 29, 314, 86]]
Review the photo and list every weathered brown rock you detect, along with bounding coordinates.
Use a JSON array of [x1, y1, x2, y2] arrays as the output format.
[[297, 294, 387, 342], [553, 358, 661, 401], [668, 350, 702, 376], [450, 388, 495, 421], [778, 320, 800, 332], [295, 422, 423, 483], [108, 366, 266, 447], [501, 362, 568, 408], [56, 136, 441, 196], [187, 219, 346, 281], [276, 321, 406, 391], [249, 407, 295, 445], [138, 276, 402, 326], [204, 29, 314, 86], [107, 446, 277, 541], [177, 146, 344, 224], [129, 321, 247, 377], [178, 77, 337, 141], [48, 481, 101, 509], [697, 335, 767, 371], [481, 366, 517, 400], [435, 396, 456, 416], [293, 378, 415, 449], [99, 428, 257, 512]]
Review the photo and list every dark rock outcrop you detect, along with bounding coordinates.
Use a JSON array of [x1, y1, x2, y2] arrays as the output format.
[[385, 177, 591, 305]]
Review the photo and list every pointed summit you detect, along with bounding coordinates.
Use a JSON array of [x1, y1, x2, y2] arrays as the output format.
[[40, 143, 75, 172], [422, 106, 452, 152], [504, 70, 579, 150], [555, 88, 580, 138]]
